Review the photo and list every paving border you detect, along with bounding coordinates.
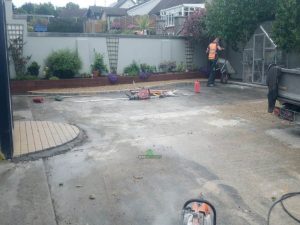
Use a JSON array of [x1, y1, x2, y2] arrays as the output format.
[[227, 81, 268, 89], [11, 72, 206, 94], [12, 127, 87, 162], [25, 79, 203, 96]]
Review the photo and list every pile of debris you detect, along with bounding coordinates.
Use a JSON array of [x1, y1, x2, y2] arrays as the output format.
[[126, 88, 177, 100]]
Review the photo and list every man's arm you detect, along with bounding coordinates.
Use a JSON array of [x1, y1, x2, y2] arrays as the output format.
[[217, 44, 225, 51]]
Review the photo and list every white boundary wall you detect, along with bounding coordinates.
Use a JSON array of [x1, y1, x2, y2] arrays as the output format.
[[24, 33, 205, 75], [5, 0, 207, 77]]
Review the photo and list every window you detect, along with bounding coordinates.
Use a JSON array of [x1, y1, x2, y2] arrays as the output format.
[[165, 14, 174, 27]]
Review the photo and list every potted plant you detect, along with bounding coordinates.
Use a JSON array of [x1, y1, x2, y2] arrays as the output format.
[[91, 51, 108, 77]]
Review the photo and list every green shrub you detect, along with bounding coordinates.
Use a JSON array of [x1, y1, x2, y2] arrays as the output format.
[[27, 61, 40, 76], [81, 73, 92, 78], [91, 51, 108, 74], [159, 61, 176, 73], [45, 49, 82, 79], [49, 76, 60, 80], [47, 18, 84, 33], [123, 61, 140, 76]]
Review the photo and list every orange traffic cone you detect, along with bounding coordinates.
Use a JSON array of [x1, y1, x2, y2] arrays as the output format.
[[194, 80, 200, 93]]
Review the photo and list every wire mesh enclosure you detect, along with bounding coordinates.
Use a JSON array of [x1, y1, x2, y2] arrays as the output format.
[[243, 22, 283, 85]]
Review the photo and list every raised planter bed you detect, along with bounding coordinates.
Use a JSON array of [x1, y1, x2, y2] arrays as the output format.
[[10, 72, 207, 94]]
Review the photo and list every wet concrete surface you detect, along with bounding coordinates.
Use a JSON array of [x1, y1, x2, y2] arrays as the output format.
[[1, 83, 300, 225]]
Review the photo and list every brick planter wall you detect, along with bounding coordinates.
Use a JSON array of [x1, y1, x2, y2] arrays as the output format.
[[11, 72, 207, 94]]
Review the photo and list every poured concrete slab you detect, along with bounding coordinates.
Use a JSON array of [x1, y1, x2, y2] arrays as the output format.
[[0, 160, 56, 225], [6, 83, 300, 225]]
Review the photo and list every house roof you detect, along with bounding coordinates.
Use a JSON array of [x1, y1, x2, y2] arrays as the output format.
[[114, 0, 135, 8], [126, 0, 152, 11], [87, 6, 127, 17], [58, 8, 87, 18], [149, 0, 205, 15], [103, 7, 127, 16]]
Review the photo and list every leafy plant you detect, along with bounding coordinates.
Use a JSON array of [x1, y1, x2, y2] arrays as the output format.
[[139, 63, 156, 80], [45, 49, 82, 79], [27, 61, 40, 76], [176, 62, 186, 72], [81, 73, 92, 78], [91, 51, 108, 74], [49, 76, 59, 80], [140, 63, 156, 73], [123, 61, 140, 76], [8, 38, 31, 76], [15, 75, 39, 80], [136, 15, 150, 30]]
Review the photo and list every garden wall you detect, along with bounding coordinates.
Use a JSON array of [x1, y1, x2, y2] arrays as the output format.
[[22, 33, 207, 78], [11, 72, 206, 94], [5, 0, 207, 79]]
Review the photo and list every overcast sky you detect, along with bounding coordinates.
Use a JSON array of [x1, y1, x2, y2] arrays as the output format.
[[13, 0, 117, 8]]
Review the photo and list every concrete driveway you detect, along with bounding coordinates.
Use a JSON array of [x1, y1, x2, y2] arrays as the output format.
[[1, 83, 300, 225]]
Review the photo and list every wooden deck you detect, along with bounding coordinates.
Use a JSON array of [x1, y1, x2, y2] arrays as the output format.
[[13, 121, 80, 157]]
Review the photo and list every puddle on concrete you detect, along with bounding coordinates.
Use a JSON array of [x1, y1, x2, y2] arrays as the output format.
[[86, 147, 118, 161], [207, 119, 241, 128], [266, 127, 300, 149]]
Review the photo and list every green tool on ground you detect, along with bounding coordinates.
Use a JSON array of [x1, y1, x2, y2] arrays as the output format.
[[54, 96, 64, 101]]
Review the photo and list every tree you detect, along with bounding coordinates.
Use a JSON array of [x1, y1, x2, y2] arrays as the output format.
[[19, 3, 35, 14], [183, 9, 208, 43], [205, 0, 276, 50], [66, 2, 80, 10], [273, 0, 300, 52], [35, 3, 56, 15], [12, 3, 16, 13]]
